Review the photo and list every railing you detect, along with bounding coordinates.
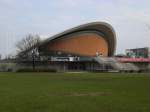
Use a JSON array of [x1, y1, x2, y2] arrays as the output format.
[[93, 56, 139, 72]]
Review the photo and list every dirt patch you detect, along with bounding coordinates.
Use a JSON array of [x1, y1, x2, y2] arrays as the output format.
[[66, 92, 111, 96]]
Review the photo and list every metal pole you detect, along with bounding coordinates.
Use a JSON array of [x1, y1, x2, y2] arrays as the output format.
[[32, 50, 35, 71]]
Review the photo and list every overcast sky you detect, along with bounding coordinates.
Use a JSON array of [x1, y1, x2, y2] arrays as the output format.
[[0, 0, 150, 57]]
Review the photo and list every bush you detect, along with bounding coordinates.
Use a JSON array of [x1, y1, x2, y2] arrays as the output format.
[[16, 68, 57, 72], [0, 64, 7, 71], [0, 63, 15, 72]]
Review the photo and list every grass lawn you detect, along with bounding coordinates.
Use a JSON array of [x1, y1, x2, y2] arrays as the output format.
[[0, 72, 150, 112]]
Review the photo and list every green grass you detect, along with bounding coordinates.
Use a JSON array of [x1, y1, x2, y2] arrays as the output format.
[[0, 72, 150, 112]]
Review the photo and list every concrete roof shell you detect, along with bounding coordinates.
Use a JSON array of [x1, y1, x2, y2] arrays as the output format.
[[39, 22, 116, 56]]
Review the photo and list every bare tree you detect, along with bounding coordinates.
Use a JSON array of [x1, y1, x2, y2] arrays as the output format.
[[16, 34, 40, 53], [16, 34, 41, 59]]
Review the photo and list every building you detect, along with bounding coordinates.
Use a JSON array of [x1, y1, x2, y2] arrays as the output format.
[[126, 47, 150, 58], [122, 47, 150, 72], [17, 22, 116, 72]]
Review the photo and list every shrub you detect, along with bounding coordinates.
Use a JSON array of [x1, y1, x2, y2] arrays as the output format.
[[16, 68, 57, 72]]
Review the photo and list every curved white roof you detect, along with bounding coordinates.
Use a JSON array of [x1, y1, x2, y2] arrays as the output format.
[[40, 22, 116, 56]]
